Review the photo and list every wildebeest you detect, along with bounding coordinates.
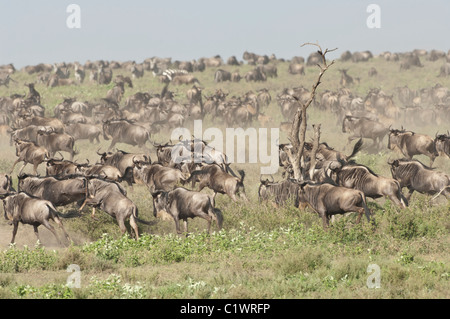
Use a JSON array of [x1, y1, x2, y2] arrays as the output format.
[[244, 67, 267, 82], [45, 155, 80, 176], [77, 163, 134, 186], [133, 160, 189, 193], [214, 69, 231, 82], [434, 132, 450, 158], [186, 163, 248, 202], [82, 178, 152, 239], [10, 139, 50, 175], [17, 174, 92, 208], [0, 173, 15, 194], [342, 116, 389, 151], [339, 69, 354, 87], [97, 149, 150, 181], [102, 119, 150, 150], [36, 127, 78, 160], [388, 129, 438, 166], [388, 158, 450, 200], [65, 123, 102, 144], [8, 125, 44, 145], [1, 192, 71, 245], [297, 181, 371, 229], [151, 187, 223, 235], [258, 177, 300, 207], [14, 115, 65, 134], [329, 162, 408, 208], [288, 63, 305, 75]]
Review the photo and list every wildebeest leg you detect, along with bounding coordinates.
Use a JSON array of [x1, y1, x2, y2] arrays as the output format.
[[211, 193, 217, 207], [321, 213, 330, 230], [405, 188, 414, 202], [355, 208, 365, 224], [116, 217, 128, 237], [10, 221, 19, 244], [9, 159, 21, 174], [429, 156, 435, 168], [40, 221, 62, 245], [129, 215, 139, 240], [108, 139, 117, 151], [196, 210, 213, 234], [53, 216, 71, 244], [18, 163, 28, 175], [173, 216, 182, 234], [239, 187, 249, 202], [32, 162, 40, 175], [389, 194, 407, 208], [183, 219, 188, 234]]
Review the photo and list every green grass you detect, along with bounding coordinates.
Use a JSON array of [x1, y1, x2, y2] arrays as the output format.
[[0, 54, 449, 299]]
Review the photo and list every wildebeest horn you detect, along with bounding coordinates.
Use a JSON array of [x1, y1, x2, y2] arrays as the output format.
[[96, 148, 103, 156]]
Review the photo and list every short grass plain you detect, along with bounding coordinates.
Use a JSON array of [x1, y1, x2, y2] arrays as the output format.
[[0, 52, 448, 299]]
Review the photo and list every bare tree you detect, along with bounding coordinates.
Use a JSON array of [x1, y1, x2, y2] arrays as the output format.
[[286, 43, 336, 180], [308, 124, 321, 180]]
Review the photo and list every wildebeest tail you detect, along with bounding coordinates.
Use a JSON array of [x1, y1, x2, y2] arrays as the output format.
[[209, 205, 223, 230], [238, 170, 245, 184], [359, 192, 371, 223], [348, 138, 363, 160], [132, 206, 154, 225], [45, 202, 60, 219]]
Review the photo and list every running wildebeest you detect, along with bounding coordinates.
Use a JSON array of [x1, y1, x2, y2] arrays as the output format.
[[45, 155, 80, 176], [77, 163, 134, 186], [14, 115, 65, 134], [186, 163, 248, 202], [17, 174, 92, 208], [388, 158, 450, 200], [342, 116, 389, 151], [1, 192, 71, 245], [8, 125, 45, 145], [297, 181, 371, 229], [102, 119, 151, 150], [65, 123, 102, 144], [388, 128, 439, 167], [133, 160, 189, 193], [10, 139, 50, 175], [82, 178, 152, 239], [151, 187, 223, 235], [36, 127, 78, 161], [329, 161, 408, 208]]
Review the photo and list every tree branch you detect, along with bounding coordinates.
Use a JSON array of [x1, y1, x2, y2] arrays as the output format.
[[287, 43, 336, 180]]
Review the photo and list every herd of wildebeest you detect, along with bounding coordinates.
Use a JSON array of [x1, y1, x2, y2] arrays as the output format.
[[0, 48, 448, 246]]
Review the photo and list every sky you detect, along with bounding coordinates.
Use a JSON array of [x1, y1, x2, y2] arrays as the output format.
[[1, 0, 449, 68]]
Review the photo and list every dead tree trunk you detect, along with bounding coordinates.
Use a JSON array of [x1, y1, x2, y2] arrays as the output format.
[[286, 43, 336, 180], [308, 124, 321, 180]]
